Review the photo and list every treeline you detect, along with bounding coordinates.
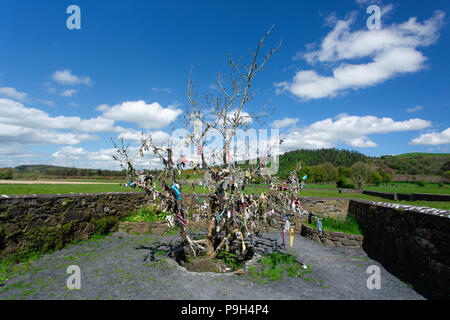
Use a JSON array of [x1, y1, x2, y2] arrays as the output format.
[[371, 154, 449, 177], [10, 165, 127, 179], [294, 162, 393, 189], [278, 148, 367, 177]]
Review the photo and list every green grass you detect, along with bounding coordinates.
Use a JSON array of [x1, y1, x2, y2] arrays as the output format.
[[217, 251, 244, 271], [393, 152, 449, 158], [364, 182, 450, 195], [304, 215, 362, 235], [0, 183, 140, 195], [121, 205, 167, 223], [248, 251, 314, 283], [0, 182, 448, 210], [305, 182, 450, 195]]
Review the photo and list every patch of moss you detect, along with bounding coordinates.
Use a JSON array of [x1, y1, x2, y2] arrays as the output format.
[[5, 222, 74, 263], [93, 216, 119, 235]]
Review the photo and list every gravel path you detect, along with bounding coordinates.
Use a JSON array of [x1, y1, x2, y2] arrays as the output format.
[[0, 232, 424, 300]]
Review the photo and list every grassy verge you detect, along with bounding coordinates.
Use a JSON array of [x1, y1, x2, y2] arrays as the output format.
[[304, 215, 362, 235]]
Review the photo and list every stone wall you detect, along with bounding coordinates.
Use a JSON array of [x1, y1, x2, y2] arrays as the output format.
[[362, 190, 450, 202], [0, 192, 150, 261], [300, 223, 363, 247], [0, 192, 349, 261], [2, 191, 448, 298], [297, 196, 349, 218], [349, 199, 450, 299]]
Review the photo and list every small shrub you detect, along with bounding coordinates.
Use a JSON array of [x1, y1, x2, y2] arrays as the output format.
[[415, 180, 426, 187], [336, 177, 355, 189], [121, 205, 167, 222], [217, 251, 243, 271], [370, 171, 383, 186]]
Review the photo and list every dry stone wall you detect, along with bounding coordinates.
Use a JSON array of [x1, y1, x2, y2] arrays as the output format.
[[349, 199, 450, 299], [0, 192, 150, 260]]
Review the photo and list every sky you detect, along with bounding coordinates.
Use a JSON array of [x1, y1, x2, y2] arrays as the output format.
[[0, 0, 449, 170]]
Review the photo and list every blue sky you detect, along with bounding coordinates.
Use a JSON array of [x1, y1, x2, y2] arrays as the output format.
[[0, 0, 449, 169]]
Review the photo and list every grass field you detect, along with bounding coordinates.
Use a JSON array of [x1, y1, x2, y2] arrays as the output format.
[[1, 182, 448, 210], [364, 183, 450, 195], [0, 184, 139, 195]]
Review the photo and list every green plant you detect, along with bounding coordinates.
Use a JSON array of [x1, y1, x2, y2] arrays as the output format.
[[217, 251, 243, 271], [415, 180, 426, 187], [370, 171, 383, 186], [93, 217, 119, 235], [249, 251, 309, 282], [121, 205, 167, 222], [336, 177, 355, 189]]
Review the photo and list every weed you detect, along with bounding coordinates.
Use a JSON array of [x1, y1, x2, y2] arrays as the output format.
[[121, 205, 167, 223]]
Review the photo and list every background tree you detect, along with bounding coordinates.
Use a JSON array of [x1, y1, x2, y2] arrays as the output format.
[[351, 162, 371, 190]]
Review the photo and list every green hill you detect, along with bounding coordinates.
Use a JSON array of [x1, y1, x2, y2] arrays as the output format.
[[2, 164, 126, 180], [277, 148, 367, 175]]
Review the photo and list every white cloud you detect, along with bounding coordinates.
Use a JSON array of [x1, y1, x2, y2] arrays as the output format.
[[151, 87, 171, 93], [0, 123, 96, 145], [277, 10, 445, 100], [100, 100, 182, 129], [51, 69, 92, 86], [0, 143, 37, 158], [279, 115, 431, 151], [271, 117, 299, 129], [410, 128, 450, 146], [0, 87, 27, 101], [0, 98, 122, 133], [60, 89, 77, 97], [406, 105, 423, 112]]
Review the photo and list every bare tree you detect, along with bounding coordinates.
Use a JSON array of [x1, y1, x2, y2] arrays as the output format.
[[112, 25, 282, 261]]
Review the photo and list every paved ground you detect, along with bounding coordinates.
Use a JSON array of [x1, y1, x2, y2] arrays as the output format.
[[0, 231, 424, 300]]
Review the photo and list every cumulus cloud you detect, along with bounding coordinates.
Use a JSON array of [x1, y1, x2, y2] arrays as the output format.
[[406, 105, 424, 112], [279, 115, 431, 151], [151, 87, 171, 93], [276, 10, 445, 100], [271, 117, 299, 129], [99, 100, 182, 129], [51, 69, 92, 86], [0, 98, 123, 133], [410, 128, 450, 145], [0, 87, 27, 101], [0, 123, 96, 145], [60, 89, 77, 97], [52, 146, 117, 161], [0, 98, 136, 146]]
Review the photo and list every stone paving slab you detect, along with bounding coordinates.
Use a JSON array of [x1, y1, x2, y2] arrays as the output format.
[[0, 232, 425, 300]]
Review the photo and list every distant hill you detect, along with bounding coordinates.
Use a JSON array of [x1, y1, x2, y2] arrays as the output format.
[[277, 148, 367, 175], [392, 153, 450, 158], [1, 150, 449, 182], [371, 153, 449, 177], [2, 164, 126, 180]]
